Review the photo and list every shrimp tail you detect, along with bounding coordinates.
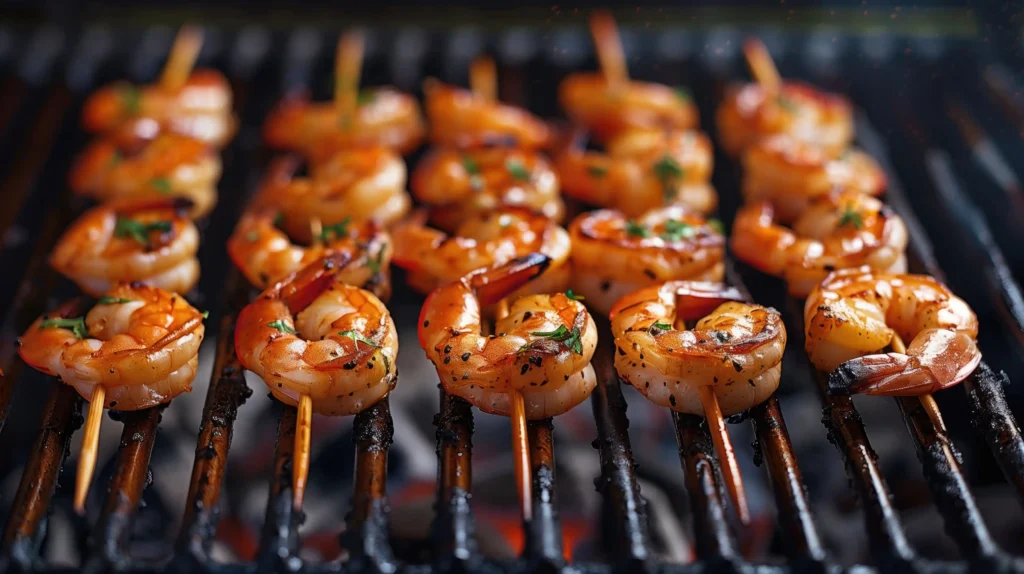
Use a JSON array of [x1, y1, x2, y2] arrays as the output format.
[[827, 351, 980, 396], [468, 253, 551, 306], [272, 250, 354, 312]]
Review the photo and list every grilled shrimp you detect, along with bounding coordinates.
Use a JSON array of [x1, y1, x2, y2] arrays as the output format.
[[69, 132, 221, 218], [50, 198, 199, 297], [568, 206, 725, 317], [716, 82, 853, 158], [392, 207, 570, 297], [256, 150, 410, 244], [557, 128, 717, 217], [263, 88, 425, 158], [418, 254, 598, 419], [559, 74, 699, 143], [731, 191, 908, 298], [610, 282, 786, 416], [82, 69, 236, 148], [742, 135, 886, 223], [424, 80, 550, 150], [411, 146, 563, 232], [18, 284, 205, 410], [235, 251, 398, 416], [227, 207, 392, 292], [804, 267, 981, 396]]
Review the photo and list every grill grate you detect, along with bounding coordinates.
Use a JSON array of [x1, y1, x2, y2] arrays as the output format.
[[0, 17, 1023, 574]]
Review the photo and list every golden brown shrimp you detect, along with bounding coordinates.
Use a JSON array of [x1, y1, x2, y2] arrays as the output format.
[[50, 198, 199, 297], [411, 146, 563, 232], [742, 135, 887, 223], [424, 80, 551, 150], [730, 191, 908, 298], [609, 282, 786, 416], [17, 283, 205, 410], [559, 73, 699, 143], [256, 150, 410, 244], [69, 132, 221, 218], [82, 69, 236, 148], [234, 251, 397, 416], [716, 82, 854, 158], [392, 207, 570, 298], [227, 207, 392, 292], [568, 206, 725, 317], [557, 128, 717, 217], [263, 88, 425, 158], [804, 267, 981, 396], [418, 254, 598, 419]]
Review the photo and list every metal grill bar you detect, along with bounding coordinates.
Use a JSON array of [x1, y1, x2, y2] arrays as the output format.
[[524, 418, 565, 569], [257, 403, 301, 572], [344, 398, 397, 573], [432, 390, 478, 570]]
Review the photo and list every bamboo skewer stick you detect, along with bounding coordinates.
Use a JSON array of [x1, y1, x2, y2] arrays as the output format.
[[159, 26, 204, 91], [335, 31, 365, 127], [697, 385, 751, 526], [470, 56, 497, 101], [743, 38, 782, 95], [293, 393, 313, 509], [74, 386, 105, 514], [590, 11, 629, 96]]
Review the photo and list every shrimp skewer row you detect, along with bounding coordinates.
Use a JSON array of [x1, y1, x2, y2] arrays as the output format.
[[610, 281, 788, 525], [235, 251, 398, 508], [418, 254, 598, 521], [18, 284, 206, 513]]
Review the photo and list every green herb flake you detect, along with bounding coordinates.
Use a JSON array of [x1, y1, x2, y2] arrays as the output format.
[[96, 296, 134, 305], [777, 95, 799, 112], [505, 158, 531, 181], [267, 319, 296, 335], [319, 217, 352, 242], [246, 230, 260, 242], [651, 321, 672, 332], [660, 219, 696, 241], [114, 217, 173, 247], [150, 177, 173, 195], [674, 87, 692, 101], [367, 243, 387, 274], [837, 205, 864, 229], [201, 310, 210, 319], [707, 218, 725, 235], [564, 289, 585, 301], [40, 316, 88, 339], [652, 155, 685, 203], [587, 165, 608, 178], [273, 212, 285, 230], [527, 324, 584, 355], [625, 220, 651, 238], [461, 156, 480, 175], [119, 85, 141, 116], [338, 329, 380, 349], [356, 90, 376, 106]]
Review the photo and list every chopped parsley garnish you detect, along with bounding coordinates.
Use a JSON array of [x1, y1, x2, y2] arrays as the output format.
[[273, 212, 285, 230], [356, 90, 376, 106], [652, 155, 684, 203], [319, 217, 352, 242], [119, 85, 141, 116], [40, 316, 88, 339], [651, 321, 672, 332], [201, 310, 210, 319], [338, 330, 380, 348], [367, 243, 387, 274], [527, 324, 583, 355], [564, 289, 585, 301], [660, 219, 696, 241], [150, 177, 173, 194], [114, 217, 172, 247], [707, 218, 725, 234], [587, 165, 608, 178], [777, 95, 799, 112], [625, 220, 651, 238], [505, 158, 531, 181], [837, 205, 864, 229], [674, 87, 692, 101], [267, 320, 296, 334], [96, 296, 134, 305], [461, 156, 480, 175]]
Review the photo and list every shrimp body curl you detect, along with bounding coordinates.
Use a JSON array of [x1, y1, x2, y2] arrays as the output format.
[[557, 128, 717, 217], [50, 198, 199, 297], [804, 267, 981, 396], [610, 282, 786, 416], [716, 82, 853, 158], [411, 146, 563, 232], [731, 191, 908, 298], [18, 284, 205, 410], [392, 207, 570, 298], [418, 254, 598, 420], [559, 73, 699, 142], [82, 69, 236, 148], [425, 81, 551, 150], [70, 132, 221, 218], [263, 88, 425, 158], [569, 206, 725, 317], [235, 252, 398, 416]]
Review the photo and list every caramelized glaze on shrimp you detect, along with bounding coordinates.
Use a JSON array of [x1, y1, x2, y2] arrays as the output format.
[[804, 267, 981, 395], [610, 282, 786, 416], [557, 128, 717, 216], [69, 132, 221, 217], [559, 74, 699, 142], [716, 82, 853, 157], [424, 81, 551, 150], [50, 198, 199, 296], [411, 146, 563, 232], [418, 254, 598, 419], [235, 251, 398, 416], [569, 206, 725, 316], [18, 284, 205, 409], [731, 191, 908, 298]]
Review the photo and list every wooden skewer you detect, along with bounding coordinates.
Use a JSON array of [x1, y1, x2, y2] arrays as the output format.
[[293, 393, 313, 509], [890, 334, 948, 433], [159, 26, 204, 91], [470, 56, 497, 101], [589, 10, 628, 95], [74, 385, 105, 514], [494, 298, 533, 522], [742, 38, 781, 95], [698, 385, 751, 526], [335, 30, 365, 128]]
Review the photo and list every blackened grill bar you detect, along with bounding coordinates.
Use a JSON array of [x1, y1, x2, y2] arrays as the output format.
[[0, 22, 1022, 574]]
